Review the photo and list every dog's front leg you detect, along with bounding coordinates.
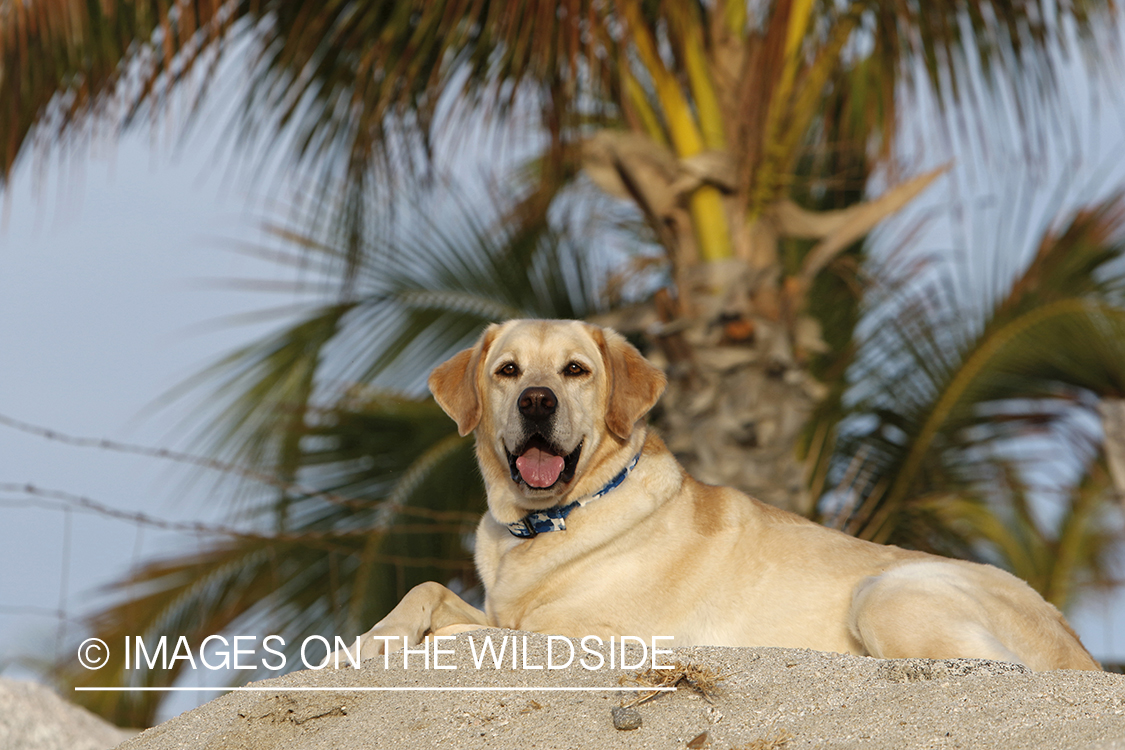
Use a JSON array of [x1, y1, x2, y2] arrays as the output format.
[[340, 581, 491, 665]]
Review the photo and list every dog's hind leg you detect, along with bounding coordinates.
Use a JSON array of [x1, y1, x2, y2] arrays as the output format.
[[848, 561, 1027, 665], [849, 560, 1102, 670]]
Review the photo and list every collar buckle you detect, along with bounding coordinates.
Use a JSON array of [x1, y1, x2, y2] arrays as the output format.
[[511, 518, 537, 538]]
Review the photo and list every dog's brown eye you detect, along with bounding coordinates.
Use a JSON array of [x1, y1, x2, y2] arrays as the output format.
[[563, 362, 588, 377], [496, 362, 520, 378]]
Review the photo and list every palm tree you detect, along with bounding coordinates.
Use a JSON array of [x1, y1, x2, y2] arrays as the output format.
[[5, 0, 1125, 724]]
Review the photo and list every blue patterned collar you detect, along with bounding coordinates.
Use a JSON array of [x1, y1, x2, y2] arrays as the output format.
[[506, 452, 642, 538]]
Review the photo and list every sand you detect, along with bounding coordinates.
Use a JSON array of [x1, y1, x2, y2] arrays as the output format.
[[0, 677, 135, 750], [109, 630, 1125, 749]]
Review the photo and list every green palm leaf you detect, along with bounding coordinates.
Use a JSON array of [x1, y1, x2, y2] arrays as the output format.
[[821, 197, 1125, 584]]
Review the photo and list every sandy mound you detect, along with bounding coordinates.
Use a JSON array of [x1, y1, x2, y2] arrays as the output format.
[[0, 677, 134, 750], [119, 630, 1124, 750]]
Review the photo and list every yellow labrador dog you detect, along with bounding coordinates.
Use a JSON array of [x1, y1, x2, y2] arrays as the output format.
[[349, 319, 1098, 671]]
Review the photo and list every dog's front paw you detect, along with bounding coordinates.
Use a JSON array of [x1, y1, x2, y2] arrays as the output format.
[[328, 622, 421, 668], [359, 627, 416, 660]]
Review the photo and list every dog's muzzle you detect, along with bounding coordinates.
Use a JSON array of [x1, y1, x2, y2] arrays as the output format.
[[506, 434, 582, 490]]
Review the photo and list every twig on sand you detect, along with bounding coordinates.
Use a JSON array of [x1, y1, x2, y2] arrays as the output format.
[[619, 661, 725, 707]]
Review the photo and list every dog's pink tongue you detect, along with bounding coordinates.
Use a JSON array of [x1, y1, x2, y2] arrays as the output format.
[[516, 447, 565, 488]]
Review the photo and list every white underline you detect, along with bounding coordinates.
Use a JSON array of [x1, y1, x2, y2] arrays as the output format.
[[74, 686, 677, 693]]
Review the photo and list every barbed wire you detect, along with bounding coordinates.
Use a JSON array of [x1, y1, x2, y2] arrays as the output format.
[[0, 484, 476, 541], [0, 605, 85, 626], [0, 412, 478, 522], [0, 412, 481, 669], [0, 487, 476, 609]]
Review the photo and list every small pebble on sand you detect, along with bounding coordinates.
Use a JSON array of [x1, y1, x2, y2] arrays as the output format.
[[611, 706, 642, 730]]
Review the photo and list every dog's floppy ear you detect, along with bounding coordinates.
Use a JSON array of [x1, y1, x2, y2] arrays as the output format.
[[429, 328, 496, 436], [596, 326, 667, 440]]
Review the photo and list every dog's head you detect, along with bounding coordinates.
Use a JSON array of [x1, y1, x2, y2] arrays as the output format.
[[428, 319, 666, 523]]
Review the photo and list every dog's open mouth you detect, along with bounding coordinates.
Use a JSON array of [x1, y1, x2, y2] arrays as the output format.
[[506, 435, 582, 490]]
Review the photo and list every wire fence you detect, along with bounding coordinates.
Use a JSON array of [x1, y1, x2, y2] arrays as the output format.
[[0, 412, 481, 675]]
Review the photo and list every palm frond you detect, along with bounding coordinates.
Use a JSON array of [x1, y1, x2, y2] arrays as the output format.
[[2, 0, 608, 192], [266, 183, 613, 395], [820, 195, 1125, 576], [913, 459, 1121, 609], [857, 0, 1117, 160], [172, 301, 352, 509], [0, 0, 232, 183]]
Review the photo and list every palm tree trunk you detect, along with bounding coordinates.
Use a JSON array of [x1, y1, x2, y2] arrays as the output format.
[[641, 254, 826, 517], [656, 342, 819, 515]]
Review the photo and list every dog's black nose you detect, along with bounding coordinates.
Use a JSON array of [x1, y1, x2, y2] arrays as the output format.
[[518, 387, 557, 421]]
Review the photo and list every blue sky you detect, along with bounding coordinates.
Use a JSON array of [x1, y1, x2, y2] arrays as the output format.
[[0, 126, 305, 712]]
